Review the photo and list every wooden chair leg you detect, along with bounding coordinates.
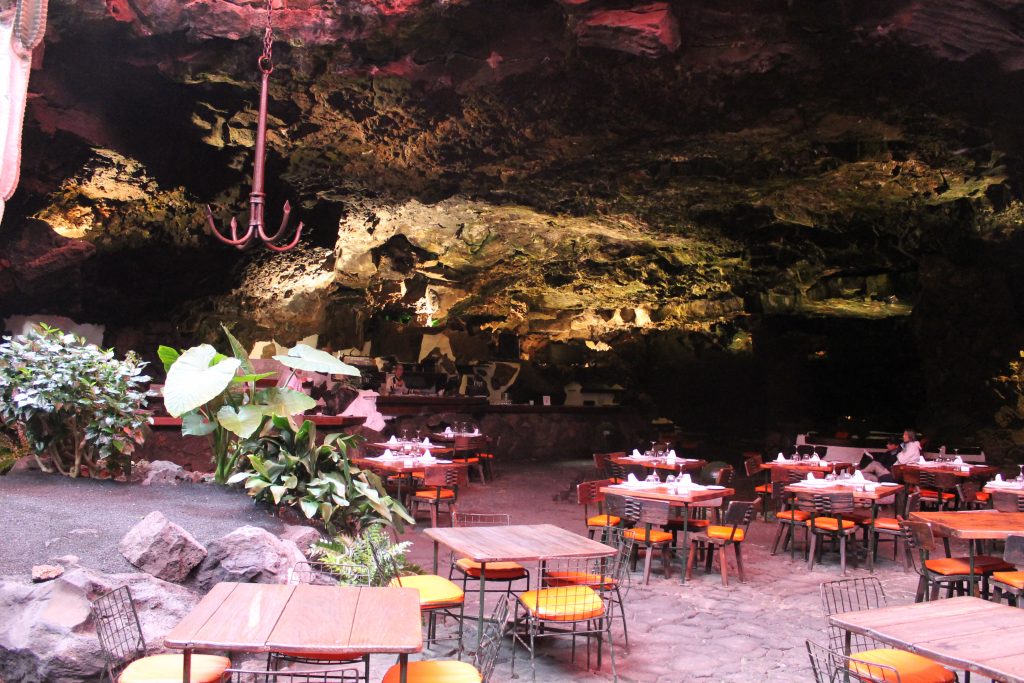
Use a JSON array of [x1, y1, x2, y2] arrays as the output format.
[[839, 535, 847, 576], [685, 541, 697, 580], [661, 545, 672, 579], [771, 523, 786, 555], [642, 545, 654, 585], [430, 504, 438, 528], [719, 545, 729, 586], [734, 543, 745, 582], [807, 534, 818, 570]]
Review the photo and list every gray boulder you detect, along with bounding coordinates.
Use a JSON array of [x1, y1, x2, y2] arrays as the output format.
[[119, 512, 207, 583], [140, 460, 190, 486], [279, 525, 323, 558], [0, 562, 199, 683], [193, 526, 305, 591]]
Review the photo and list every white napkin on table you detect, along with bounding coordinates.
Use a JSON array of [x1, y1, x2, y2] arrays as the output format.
[[632, 449, 643, 457], [776, 453, 785, 462], [422, 449, 434, 461], [667, 449, 677, 458], [444, 427, 454, 436], [995, 473, 1004, 482], [852, 469, 865, 481], [805, 472, 816, 482], [680, 473, 692, 485], [810, 454, 820, 462], [422, 437, 432, 447], [388, 435, 398, 444], [626, 472, 640, 484], [382, 449, 394, 459], [472, 428, 480, 435], [953, 456, 964, 465]]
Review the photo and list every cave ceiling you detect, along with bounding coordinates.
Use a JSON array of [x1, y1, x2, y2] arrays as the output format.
[[2, 0, 1024, 386]]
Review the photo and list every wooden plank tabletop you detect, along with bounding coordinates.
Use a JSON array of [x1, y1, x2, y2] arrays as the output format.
[[761, 461, 834, 472], [785, 483, 903, 501], [610, 455, 706, 472], [828, 596, 1024, 683], [365, 442, 453, 455], [352, 456, 455, 473], [601, 484, 735, 504], [910, 511, 1024, 539], [423, 524, 615, 563], [165, 582, 423, 656], [903, 463, 999, 478]]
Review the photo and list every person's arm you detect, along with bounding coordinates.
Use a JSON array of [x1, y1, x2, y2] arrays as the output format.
[[898, 441, 922, 465]]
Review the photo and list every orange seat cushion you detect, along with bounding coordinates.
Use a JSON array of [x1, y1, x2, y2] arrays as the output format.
[[623, 528, 673, 544], [919, 489, 956, 500], [926, 555, 1015, 576], [868, 517, 902, 531], [390, 574, 464, 607], [518, 585, 605, 622], [587, 514, 621, 527], [808, 517, 857, 531], [120, 654, 230, 683], [455, 557, 527, 580], [850, 648, 955, 683], [382, 659, 482, 683], [992, 571, 1024, 589], [414, 487, 455, 500], [544, 570, 617, 589], [705, 526, 745, 542], [754, 484, 772, 493], [776, 510, 811, 522]]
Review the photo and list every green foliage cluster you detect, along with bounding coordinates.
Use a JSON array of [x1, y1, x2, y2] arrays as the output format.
[[311, 526, 416, 586], [0, 325, 151, 477], [229, 418, 413, 535], [993, 351, 1024, 449]]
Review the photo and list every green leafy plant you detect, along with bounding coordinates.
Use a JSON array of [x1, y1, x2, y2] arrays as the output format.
[[158, 327, 361, 483], [229, 417, 414, 535], [312, 526, 417, 585], [0, 325, 151, 477]]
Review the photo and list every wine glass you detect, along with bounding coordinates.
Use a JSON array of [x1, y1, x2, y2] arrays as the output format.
[[401, 428, 408, 442], [1017, 464, 1024, 483]]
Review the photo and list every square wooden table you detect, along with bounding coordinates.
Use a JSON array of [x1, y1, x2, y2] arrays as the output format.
[[911, 511, 1024, 592], [609, 454, 707, 474], [423, 523, 615, 651], [165, 582, 422, 683], [601, 483, 736, 584], [828, 596, 1024, 683]]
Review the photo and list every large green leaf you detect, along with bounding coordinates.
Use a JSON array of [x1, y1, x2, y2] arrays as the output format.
[[258, 388, 316, 417], [273, 344, 361, 376], [222, 325, 256, 375], [181, 411, 217, 437], [156, 346, 180, 373], [216, 404, 264, 438], [162, 345, 240, 417]]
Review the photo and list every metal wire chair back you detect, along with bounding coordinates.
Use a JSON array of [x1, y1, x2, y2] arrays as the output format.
[[453, 512, 511, 527], [91, 586, 146, 683], [475, 595, 513, 682], [290, 560, 373, 587], [805, 639, 902, 683], [819, 577, 888, 653], [221, 667, 361, 682]]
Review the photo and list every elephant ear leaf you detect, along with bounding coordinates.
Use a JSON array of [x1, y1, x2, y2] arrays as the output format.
[[162, 345, 240, 417], [273, 344, 361, 376], [215, 405, 264, 438], [259, 388, 317, 417]]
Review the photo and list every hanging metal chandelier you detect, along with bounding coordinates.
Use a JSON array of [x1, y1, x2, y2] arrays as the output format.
[[205, 0, 303, 252]]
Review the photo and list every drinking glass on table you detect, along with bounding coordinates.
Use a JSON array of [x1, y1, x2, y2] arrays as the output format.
[[1018, 464, 1024, 482], [666, 474, 676, 484], [401, 428, 408, 441]]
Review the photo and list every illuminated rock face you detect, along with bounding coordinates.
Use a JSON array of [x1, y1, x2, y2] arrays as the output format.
[[3, 0, 1024, 431]]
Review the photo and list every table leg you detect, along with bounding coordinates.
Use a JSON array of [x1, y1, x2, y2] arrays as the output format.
[[680, 504, 689, 584], [476, 563, 487, 653], [867, 500, 878, 572], [432, 539, 439, 574], [182, 647, 191, 683], [399, 653, 408, 683], [969, 542, 977, 597]]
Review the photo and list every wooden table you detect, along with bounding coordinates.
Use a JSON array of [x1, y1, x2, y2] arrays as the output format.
[[609, 455, 706, 474], [352, 455, 457, 503], [784, 482, 903, 570], [165, 582, 422, 683], [365, 441, 453, 455], [828, 596, 1024, 683], [911, 511, 1024, 592], [423, 524, 615, 652], [602, 483, 736, 584], [761, 460, 841, 475], [903, 462, 1000, 479]]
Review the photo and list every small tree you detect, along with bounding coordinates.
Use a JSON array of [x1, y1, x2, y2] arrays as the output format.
[[0, 325, 151, 477]]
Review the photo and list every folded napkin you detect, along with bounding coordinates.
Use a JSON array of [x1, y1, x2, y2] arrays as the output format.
[[995, 473, 1004, 482], [852, 469, 865, 481], [422, 437, 432, 446], [388, 435, 398, 444], [382, 449, 394, 459], [805, 472, 815, 481], [444, 427, 454, 436], [776, 453, 785, 462], [680, 473, 693, 485], [810, 454, 820, 462], [422, 449, 434, 460], [953, 456, 964, 464], [627, 472, 640, 484], [667, 449, 677, 458], [632, 448, 643, 457], [472, 428, 480, 435]]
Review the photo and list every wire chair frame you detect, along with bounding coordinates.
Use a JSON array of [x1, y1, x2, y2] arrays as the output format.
[[510, 555, 617, 682], [448, 511, 530, 596], [221, 667, 361, 682], [475, 594, 513, 683], [91, 586, 147, 683], [806, 639, 903, 683], [819, 577, 889, 654]]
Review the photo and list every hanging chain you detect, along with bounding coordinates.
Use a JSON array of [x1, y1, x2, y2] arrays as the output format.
[[259, 0, 274, 73]]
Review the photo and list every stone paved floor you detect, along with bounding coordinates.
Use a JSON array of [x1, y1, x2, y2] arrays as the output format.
[[387, 460, 1002, 683]]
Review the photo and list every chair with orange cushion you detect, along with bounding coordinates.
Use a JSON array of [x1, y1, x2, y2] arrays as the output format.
[[510, 556, 618, 681], [861, 491, 920, 571], [818, 577, 957, 683], [901, 519, 1013, 602], [959, 479, 989, 509], [991, 534, 1024, 607], [770, 472, 814, 560], [370, 525, 467, 650], [806, 638, 955, 683], [608, 494, 674, 584], [448, 512, 530, 597], [91, 586, 232, 683], [919, 471, 958, 510], [452, 434, 488, 483], [409, 464, 469, 527], [267, 560, 373, 681], [685, 500, 755, 586], [576, 479, 621, 540], [381, 595, 512, 683], [744, 454, 772, 521], [805, 491, 860, 575], [593, 451, 626, 482]]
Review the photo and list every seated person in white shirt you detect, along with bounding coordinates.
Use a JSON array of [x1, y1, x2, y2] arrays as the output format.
[[896, 429, 923, 465]]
